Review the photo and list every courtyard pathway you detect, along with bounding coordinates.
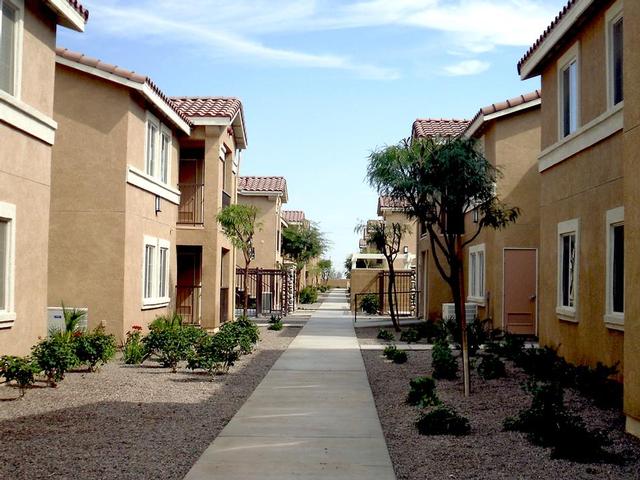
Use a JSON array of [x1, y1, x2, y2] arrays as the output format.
[[183, 288, 396, 480]]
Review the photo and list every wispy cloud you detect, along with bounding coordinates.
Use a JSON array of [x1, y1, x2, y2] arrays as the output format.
[[442, 59, 490, 76]]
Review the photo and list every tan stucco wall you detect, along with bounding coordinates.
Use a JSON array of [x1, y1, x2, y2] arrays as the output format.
[[623, 0, 640, 433], [0, 3, 58, 355], [238, 194, 283, 270], [416, 235, 453, 321], [380, 210, 418, 270]]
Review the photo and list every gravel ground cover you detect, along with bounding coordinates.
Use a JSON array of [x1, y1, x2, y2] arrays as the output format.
[[0, 326, 299, 480], [362, 349, 640, 480]]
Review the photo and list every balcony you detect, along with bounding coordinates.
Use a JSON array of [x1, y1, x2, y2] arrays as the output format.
[[222, 191, 231, 208], [178, 183, 204, 225], [176, 285, 202, 325]]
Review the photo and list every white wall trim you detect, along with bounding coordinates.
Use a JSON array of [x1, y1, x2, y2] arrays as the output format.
[[539, 104, 623, 172], [0, 86, 57, 145], [557, 218, 579, 321], [44, 0, 86, 31], [126, 165, 181, 205], [0, 201, 16, 329], [605, 0, 624, 110], [189, 116, 231, 126], [557, 41, 581, 141], [467, 243, 486, 305], [141, 235, 171, 309]]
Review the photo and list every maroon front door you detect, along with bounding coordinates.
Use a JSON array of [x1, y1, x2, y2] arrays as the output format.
[[503, 249, 537, 335]]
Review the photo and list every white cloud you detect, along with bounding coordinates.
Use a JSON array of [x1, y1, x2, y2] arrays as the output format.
[[442, 59, 490, 76]]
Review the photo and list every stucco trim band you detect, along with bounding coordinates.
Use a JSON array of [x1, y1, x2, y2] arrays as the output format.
[[126, 166, 181, 205], [465, 98, 542, 139], [44, 0, 87, 32], [538, 104, 623, 172], [0, 90, 57, 145]]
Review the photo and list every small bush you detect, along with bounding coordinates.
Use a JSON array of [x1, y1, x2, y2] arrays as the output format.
[[359, 293, 379, 315], [400, 328, 420, 344], [0, 355, 40, 397], [444, 317, 491, 356], [235, 316, 261, 353], [573, 362, 622, 409], [318, 285, 330, 293], [377, 329, 395, 341], [477, 354, 506, 380], [415, 321, 445, 343], [407, 376, 440, 407], [392, 350, 408, 364], [383, 345, 398, 360], [188, 329, 241, 375], [515, 346, 573, 384], [31, 335, 79, 387], [74, 326, 117, 372], [143, 315, 207, 372], [123, 326, 145, 365], [432, 339, 458, 380], [416, 405, 470, 436], [299, 286, 318, 304], [268, 319, 284, 331]]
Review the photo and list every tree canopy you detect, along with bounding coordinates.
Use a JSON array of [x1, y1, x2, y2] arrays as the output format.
[[281, 224, 327, 270]]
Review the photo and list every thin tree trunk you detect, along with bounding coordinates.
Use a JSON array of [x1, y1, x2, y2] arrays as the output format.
[[243, 257, 251, 317], [387, 261, 400, 331], [454, 235, 471, 397]]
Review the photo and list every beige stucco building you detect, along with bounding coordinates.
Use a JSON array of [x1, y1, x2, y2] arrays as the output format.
[[0, 1, 87, 355], [49, 48, 191, 343], [377, 196, 418, 270], [238, 176, 288, 270], [518, 0, 638, 436]]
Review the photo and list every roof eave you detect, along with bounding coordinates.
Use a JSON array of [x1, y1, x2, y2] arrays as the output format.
[[464, 98, 542, 138], [45, 0, 87, 31]]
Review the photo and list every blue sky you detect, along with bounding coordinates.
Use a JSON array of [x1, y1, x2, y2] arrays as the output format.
[[59, 0, 566, 274]]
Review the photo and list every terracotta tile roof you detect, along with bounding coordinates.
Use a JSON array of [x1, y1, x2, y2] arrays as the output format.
[[378, 196, 409, 210], [55, 48, 192, 127], [517, 0, 577, 75], [170, 97, 242, 120], [67, 0, 89, 21], [466, 90, 541, 137], [238, 176, 287, 194], [412, 118, 470, 139], [282, 210, 305, 224]]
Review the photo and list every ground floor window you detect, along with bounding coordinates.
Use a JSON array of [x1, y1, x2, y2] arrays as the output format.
[[557, 219, 579, 318], [468, 244, 485, 303], [605, 207, 624, 328], [0, 201, 15, 325], [142, 236, 171, 308]]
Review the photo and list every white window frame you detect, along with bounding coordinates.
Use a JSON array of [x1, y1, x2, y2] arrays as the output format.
[[605, 0, 624, 110], [141, 235, 171, 309], [557, 218, 579, 321], [0, 0, 24, 99], [0, 201, 16, 327], [467, 243, 486, 305], [605, 207, 624, 330], [557, 42, 580, 140], [144, 112, 172, 186]]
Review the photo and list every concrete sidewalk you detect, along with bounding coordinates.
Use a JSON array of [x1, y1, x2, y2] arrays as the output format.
[[183, 289, 396, 480]]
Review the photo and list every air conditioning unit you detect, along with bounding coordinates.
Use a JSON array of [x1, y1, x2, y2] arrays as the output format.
[[261, 292, 273, 312], [442, 303, 478, 321], [47, 307, 88, 334]]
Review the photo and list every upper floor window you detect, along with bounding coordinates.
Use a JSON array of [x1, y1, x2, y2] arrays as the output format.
[[145, 113, 172, 185], [0, 0, 19, 95], [561, 60, 578, 137], [607, 2, 623, 107]]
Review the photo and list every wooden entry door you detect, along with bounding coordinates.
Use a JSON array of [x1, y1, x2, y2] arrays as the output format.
[[503, 249, 537, 335]]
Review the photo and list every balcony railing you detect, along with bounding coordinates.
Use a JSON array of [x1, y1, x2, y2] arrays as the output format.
[[222, 191, 231, 208], [176, 285, 202, 325], [178, 183, 205, 225]]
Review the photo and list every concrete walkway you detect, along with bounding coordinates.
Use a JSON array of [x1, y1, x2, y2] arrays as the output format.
[[184, 289, 396, 480]]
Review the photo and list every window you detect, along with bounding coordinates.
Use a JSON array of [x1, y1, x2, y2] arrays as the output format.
[[607, 2, 624, 107], [142, 236, 171, 308], [0, 0, 18, 95], [605, 207, 624, 328], [468, 244, 485, 303], [144, 113, 172, 185], [0, 201, 16, 326], [557, 219, 579, 319], [562, 60, 578, 137]]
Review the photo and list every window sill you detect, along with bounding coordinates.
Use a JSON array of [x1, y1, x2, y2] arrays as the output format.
[[127, 166, 181, 205], [556, 306, 578, 323], [604, 313, 624, 332], [142, 299, 170, 311], [0, 311, 16, 328], [0, 90, 57, 145], [467, 296, 486, 307]]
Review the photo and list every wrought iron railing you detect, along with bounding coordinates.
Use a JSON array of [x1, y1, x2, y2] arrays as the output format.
[[176, 285, 202, 325], [178, 183, 205, 225]]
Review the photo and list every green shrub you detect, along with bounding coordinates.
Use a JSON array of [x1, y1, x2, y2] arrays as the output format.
[[392, 350, 408, 364], [0, 355, 40, 397], [188, 328, 241, 375], [406, 376, 440, 407], [444, 317, 491, 356], [432, 339, 458, 380], [573, 362, 622, 409], [359, 293, 379, 315], [514, 346, 573, 384], [123, 326, 145, 365], [32, 335, 79, 387], [504, 381, 611, 462], [143, 315, 207, 372], [376, 329, 395, 341], [268, 319, 284, 331], [415, 405, 470, 436], [74, 326, 117, 372], [299, 286, 318, 304], [477, 354, 506, 380], [415, 321, 445, 343], [383, 345, 398, 360], [220, 319, 259, 355], [400, 328, 420, 344], [318, 285, 330, 293]]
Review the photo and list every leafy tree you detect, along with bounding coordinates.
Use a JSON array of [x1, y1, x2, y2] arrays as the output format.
[[217, 204, 260, 316], [344, 255, 353, 279], [367, 136, 518, 396], [318, 259, 332, 283], [281, 224, 327, 297], [356, 220, 409, 331]]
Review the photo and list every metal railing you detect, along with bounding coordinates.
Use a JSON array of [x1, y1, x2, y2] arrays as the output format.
[[178, 183, 205, 225], [222, 191, 231, 208], [176, 285, 202, 325], [353, 290, 420, 323]]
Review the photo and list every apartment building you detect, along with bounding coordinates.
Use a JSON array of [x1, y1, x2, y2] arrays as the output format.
[[49, 48, 191, 342], [377, 196, 417, 270], [238, 176, 288, 270], [172, 97, 247, 329], [462, 91, 542, 334], [518, 0, 639, 436], [0, 1, 87, 355]]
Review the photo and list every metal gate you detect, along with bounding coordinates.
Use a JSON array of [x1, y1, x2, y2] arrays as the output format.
[[235, 268, 294, 317], [377, 270, 417, 316]]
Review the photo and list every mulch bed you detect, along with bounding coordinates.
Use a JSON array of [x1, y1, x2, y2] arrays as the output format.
[[362, 349, 640, 480], [0, 326, 299, 480]]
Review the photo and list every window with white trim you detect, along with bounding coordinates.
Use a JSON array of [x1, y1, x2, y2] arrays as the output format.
[[142, 236, 171, 308], [145, 113, 172, 185], [0, 201, 16, 325], [561, 59, 578, 137], [468, 244, 485, 302], [605, 207, 624, 327], [0, 0, 21, 96], [557, 219, 579, 318], [606, 1, 623, 108]]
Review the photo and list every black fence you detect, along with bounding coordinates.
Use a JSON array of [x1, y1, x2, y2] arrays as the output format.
[[235, 268, 293, 317]]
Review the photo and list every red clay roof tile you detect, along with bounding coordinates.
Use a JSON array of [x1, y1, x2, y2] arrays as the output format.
[[282, 210, 305, 223], [466, 90, 541, 136], [412, 118, 470, 139], [238, 176, 287, 194], [170, 97, 243, 120]]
